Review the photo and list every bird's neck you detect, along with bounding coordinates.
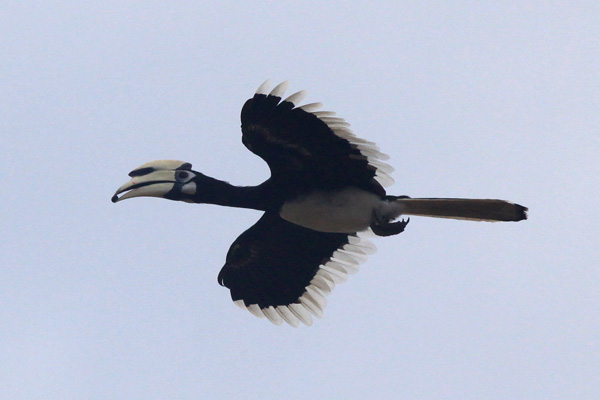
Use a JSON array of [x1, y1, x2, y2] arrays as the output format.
[[194, 175, 273, 211]]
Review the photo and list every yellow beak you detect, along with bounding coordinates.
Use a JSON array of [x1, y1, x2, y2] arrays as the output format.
[[111, 170, 177, 202]]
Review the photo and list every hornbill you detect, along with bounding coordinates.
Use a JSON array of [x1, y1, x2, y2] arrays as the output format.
[[112, 81, 527, 326]]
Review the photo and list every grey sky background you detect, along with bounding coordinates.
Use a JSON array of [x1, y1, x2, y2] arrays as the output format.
[[1, 2, 598, 399]]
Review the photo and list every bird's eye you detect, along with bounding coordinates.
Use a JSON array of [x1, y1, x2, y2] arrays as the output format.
[[176, 171, 190, 180]]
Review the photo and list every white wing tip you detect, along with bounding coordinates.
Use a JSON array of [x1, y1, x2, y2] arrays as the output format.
[[276, 306, 301, 327], [234, 299, 247, 310], [263, 306, 285, 326], [256, 79, 272, 95], [247, 304, 265, 319], [283, 90, 308, 106], [269, 81, 290, 98], [298, 102, 323, 112]]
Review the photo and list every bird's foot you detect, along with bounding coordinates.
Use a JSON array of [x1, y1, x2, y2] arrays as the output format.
[[370, 217, 410, 237]]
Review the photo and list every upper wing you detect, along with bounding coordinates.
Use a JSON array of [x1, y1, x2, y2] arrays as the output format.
[[240, 81, 394, 195], [217, 212, 376, 326]]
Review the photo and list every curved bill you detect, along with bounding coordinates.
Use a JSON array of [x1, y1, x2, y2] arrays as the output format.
[[111, 170, 177, 203]]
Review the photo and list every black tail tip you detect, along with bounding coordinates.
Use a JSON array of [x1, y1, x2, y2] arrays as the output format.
[[515, 204, 528, 221]]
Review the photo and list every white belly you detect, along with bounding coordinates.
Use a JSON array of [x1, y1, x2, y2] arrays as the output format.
[[280, 187, 381, 233]]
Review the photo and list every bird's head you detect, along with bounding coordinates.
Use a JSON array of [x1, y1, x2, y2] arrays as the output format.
[[111, 160, 199, 203]]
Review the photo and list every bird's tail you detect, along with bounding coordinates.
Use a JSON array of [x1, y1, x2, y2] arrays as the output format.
[[389, 197, 528, 222]]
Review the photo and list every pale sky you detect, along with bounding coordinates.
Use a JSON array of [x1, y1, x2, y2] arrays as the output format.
[[2, 2, 599, 399]]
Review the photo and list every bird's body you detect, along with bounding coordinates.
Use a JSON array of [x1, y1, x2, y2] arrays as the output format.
[[112, 80, 527, 326], [281, 187, 381, 233]]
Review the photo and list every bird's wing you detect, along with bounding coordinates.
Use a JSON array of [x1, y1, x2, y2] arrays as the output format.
[[217, 212, 376, 326], [240, 81, 394, 195]]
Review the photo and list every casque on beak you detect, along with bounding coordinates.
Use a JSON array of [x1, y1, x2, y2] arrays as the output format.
[[111, 160, 192, 203]]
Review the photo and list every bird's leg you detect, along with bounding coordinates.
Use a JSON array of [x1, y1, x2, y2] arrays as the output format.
[[370, 195, 411, 236], [370, 216, 410, 237]]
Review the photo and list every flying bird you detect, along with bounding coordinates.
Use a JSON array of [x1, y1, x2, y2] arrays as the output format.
[[112, 81, 527, 326]]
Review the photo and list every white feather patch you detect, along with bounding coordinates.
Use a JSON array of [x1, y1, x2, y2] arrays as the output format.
[[310, 276, 333, 294], [375, 172, 395, 187], [325, 260, 359, 275], [247, 304, 265, 319], [276, 306, 300, 327], [332, 250, 361, 265], [256, 80, 272, 95], [263, 306, 284, 325], [234, 300, 247, 310], [298, 102, 323, 112], [312, 111, 336, 117], [343, 240, 377, 255], [289, 303, 313, 326], [305, 287, 327, 309], [320, 265, 348, 283], [369, 160, 395, 174], [269, 81, 290, 98], [300, 295, 324, 318], [283, 90, 307, 106], [315, 269, 337, 287]]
